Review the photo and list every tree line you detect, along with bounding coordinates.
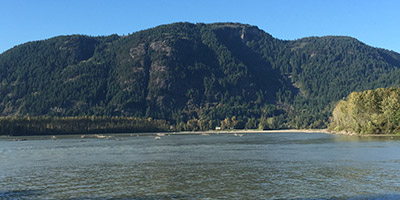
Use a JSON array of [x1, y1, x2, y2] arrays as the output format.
[[0, 114, 288, 136], [0, 116, 170, 136], [329, 87, 400, 134]]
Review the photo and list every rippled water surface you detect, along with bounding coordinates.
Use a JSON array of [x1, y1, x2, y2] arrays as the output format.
[[1, 132, 400, 199]]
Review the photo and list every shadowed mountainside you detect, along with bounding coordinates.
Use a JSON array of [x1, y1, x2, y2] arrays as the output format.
[[1, 22, 400, 130]]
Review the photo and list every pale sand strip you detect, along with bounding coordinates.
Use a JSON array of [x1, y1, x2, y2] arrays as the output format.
[[170, 129, 399, 137], [171, 129, 330, 135]]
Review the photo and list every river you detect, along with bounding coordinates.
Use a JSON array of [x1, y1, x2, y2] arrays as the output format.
[[1, 132, 400, 199]]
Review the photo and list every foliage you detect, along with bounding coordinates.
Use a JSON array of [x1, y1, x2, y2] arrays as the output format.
[[0, 116, 170, 136], [329, 88, 400, 134], [283, 37, 400, 128]]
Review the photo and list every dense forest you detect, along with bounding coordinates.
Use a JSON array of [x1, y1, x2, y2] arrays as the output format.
[[1, 22, 400, 135], [329, 88, 400, 135], [0, 115, 256, 136], [0, 116, 170, 136]]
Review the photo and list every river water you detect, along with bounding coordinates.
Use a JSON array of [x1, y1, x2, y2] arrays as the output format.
[[1, 132, 400, 199]]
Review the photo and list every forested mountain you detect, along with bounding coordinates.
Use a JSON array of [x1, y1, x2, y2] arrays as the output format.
[[1, 22, 400, 130]]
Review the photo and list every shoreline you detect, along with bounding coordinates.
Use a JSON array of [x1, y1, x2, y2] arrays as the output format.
[[0, 129, 331, 139], [3, 129, 400, 139], [323, 129, 400, 137], [172, 129, 330, 135], [176, 129, 400, 137]]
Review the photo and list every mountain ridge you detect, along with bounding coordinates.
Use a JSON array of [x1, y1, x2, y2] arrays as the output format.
[[1, 22, 400, 129]]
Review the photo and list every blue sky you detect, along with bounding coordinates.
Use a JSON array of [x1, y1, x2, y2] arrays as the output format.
[[1, 0, 400, 53]]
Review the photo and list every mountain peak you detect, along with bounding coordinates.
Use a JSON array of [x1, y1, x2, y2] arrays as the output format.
[[1, 22, 400, 129]]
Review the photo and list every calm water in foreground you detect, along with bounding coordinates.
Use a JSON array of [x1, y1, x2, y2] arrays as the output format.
[[1, 132, 400, 199]]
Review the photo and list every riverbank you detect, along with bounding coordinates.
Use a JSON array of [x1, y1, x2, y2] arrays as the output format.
[[4, 128, 400, 140], [0, 129, 331, 139], [324, 129, 400, 137], [172, 129, 330, 135], [205, 129, 400, 137]]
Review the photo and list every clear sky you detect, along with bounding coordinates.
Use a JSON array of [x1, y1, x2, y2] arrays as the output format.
[[1, 0, 400, 54]]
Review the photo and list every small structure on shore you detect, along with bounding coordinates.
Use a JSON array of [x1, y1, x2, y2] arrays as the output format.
[[13, 138, 27, 141], [80, 134, 111, 139]]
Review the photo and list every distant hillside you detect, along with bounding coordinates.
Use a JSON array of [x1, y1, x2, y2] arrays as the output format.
[[1, 22, 400, 130]]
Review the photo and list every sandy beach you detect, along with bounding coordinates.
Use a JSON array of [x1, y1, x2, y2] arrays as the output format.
[[172, 129, 330, 135], [171, 129, 400, 137]]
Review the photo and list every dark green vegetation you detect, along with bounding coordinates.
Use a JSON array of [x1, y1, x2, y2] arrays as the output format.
[[330, 88, 400, 135], [0, 116, 170, 136], [1, 22, 400, 135]]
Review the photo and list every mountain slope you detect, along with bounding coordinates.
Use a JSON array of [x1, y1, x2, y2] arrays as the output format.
[[1, 22, 400, 129], [284, 36, 400, 127]]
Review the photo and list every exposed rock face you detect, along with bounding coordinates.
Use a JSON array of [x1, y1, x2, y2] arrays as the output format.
[[130, 43, 146, 59], [150, 40, 172, 56]]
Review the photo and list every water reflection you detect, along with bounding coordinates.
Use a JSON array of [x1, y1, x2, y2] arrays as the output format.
[[1, 132, 400, 199]]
